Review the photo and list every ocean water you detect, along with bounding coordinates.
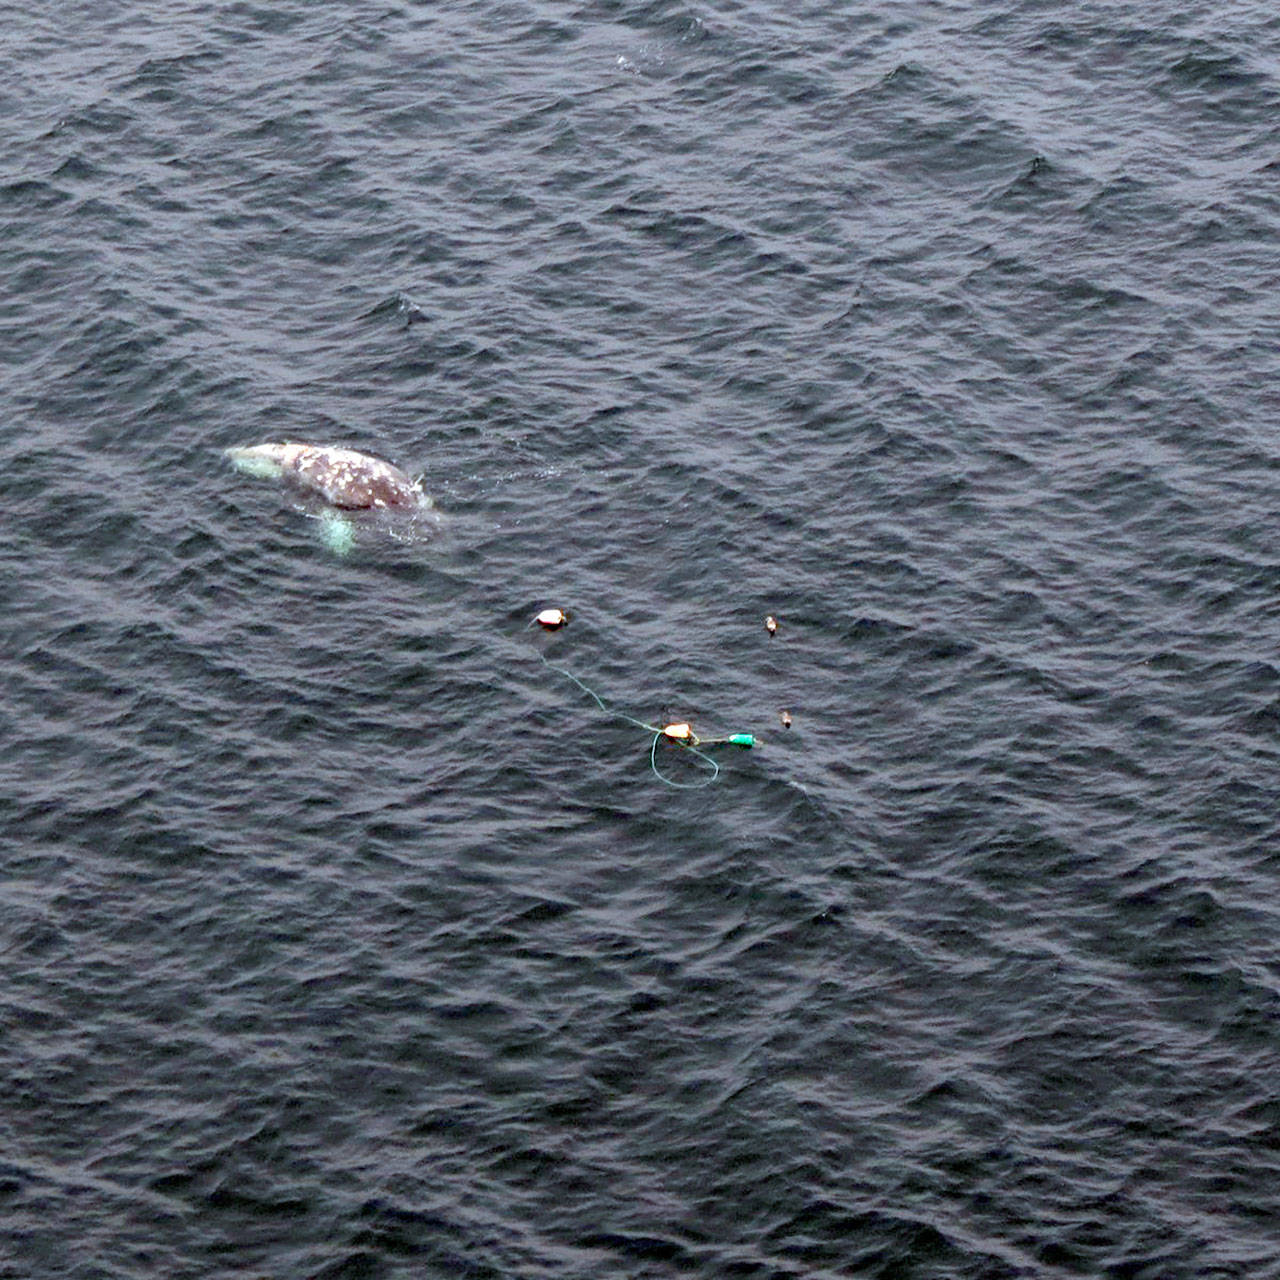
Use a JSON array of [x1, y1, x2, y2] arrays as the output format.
[[3, 1, 1280, 1276]]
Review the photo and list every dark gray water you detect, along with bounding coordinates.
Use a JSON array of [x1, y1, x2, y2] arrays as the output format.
[[4, 1, 1280, 1276]]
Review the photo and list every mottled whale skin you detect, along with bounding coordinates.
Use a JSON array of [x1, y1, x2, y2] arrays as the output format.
[[226, 442, 428, 510]]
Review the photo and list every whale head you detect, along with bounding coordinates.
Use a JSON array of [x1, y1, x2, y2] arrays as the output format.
[[225, 442, 307, 481]]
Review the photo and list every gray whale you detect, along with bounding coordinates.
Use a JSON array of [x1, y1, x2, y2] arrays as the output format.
[[226, 442, 427, 510]]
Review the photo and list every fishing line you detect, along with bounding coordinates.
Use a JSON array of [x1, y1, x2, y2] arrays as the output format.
[[535, 649, 755, 790]]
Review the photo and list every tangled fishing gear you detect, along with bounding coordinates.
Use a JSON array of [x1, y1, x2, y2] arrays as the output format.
[[535, 645, 756, 790]]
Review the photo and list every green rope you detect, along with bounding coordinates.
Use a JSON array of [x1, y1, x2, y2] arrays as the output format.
[[539, 657, 657, 733], [538, 654, 746, 789], [649, 732, 720, 788]]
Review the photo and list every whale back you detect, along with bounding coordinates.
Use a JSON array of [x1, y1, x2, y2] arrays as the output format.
[[227, 442, 425, 510], [288, 444, 422, 509]]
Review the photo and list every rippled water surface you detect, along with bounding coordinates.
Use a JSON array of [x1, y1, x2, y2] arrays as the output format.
[[4, 2, 1280, 1276]]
